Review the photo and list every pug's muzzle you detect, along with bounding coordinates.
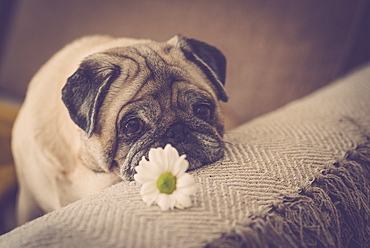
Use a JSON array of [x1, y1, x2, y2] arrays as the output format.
[[120, 121, 225, 179]]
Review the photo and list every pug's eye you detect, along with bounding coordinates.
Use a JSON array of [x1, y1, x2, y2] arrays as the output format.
[[193, 104, 212, 120], [124, 118, 144, 135]]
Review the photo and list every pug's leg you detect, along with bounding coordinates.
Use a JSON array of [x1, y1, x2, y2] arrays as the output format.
[[16, 185, 44, 225]]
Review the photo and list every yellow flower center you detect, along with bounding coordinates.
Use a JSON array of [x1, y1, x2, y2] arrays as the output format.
[[157, 172, 177, 194]]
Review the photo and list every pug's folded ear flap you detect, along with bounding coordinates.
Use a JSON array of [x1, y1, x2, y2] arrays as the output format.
[[171, 35, 228, 102], [62, 54, 120, 138]]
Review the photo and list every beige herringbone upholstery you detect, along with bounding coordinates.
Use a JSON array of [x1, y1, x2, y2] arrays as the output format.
[[1, 65, 369, 247]]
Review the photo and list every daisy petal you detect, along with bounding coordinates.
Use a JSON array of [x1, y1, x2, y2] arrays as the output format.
[[178, 196, 192, 209], [172, 190, 192, 209], [176, 173, 196, 188], [134, 169, 157, 184], [133, 174, 145, 184], [157, 194, 171, 211], [167, 194, 176, 210], [140, 181, 158, 195], [149, 148, 166, 171], [136, 158, 162, 177], [178, 185, 197, 196], [142, 192, 158, 206], [163, 145, 172, 170], [165, 144, 179, 164], [171, 155, 189, 177]]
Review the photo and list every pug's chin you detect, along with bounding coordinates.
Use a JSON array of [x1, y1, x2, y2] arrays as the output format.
[[185, 152, 224, 171], [120, 142, 225, 181], [173, 142, 225, 171]]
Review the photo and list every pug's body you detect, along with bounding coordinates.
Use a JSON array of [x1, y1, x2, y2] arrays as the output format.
[[12, 35, 228, 225]]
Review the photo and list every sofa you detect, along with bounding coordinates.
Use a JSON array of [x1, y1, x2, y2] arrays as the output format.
[[1, 62, 369, 247], [0, 0, 370, 247]]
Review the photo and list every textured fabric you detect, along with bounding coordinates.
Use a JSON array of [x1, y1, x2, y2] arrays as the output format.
[[1, 64, 370, 247]]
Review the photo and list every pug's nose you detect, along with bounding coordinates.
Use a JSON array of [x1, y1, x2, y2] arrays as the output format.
[[164, 123, 189, 143]]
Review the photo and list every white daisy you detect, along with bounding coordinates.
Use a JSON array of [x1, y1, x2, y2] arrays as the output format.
[[134, 144, 197, 211]]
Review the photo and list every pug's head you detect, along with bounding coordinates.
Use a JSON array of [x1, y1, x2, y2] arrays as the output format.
[[62, 35, 228, 180]]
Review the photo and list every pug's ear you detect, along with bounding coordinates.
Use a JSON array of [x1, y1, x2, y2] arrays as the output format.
[[62, 54, 120, 137], [170, 35, 228, 102]]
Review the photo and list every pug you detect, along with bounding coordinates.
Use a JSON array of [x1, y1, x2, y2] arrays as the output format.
[[12, 34, 228, 225]]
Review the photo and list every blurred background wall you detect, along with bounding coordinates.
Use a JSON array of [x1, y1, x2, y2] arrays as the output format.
[[1, 0, 370, 124]]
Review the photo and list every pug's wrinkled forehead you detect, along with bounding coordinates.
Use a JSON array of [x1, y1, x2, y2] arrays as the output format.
[[102, 42, 220, 103]]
